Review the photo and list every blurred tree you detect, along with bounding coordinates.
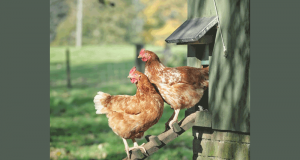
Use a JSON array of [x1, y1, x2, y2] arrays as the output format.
[[50, 0, 69, 43], [98, 0, 105, 5], [50, 0, 187, 46], [76, 0, 83, 47], [127, 0, 145, 44], [98, 0, 115, 7], [140, 0, 187, 46], [138, 0, 187, 62], [51, 0, 135, 46]]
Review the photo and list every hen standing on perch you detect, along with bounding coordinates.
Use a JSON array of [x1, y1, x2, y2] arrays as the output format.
[[93, 66, 164, 159], [138, 49, 209, 131]]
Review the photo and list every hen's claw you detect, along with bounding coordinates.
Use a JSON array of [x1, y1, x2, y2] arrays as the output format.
[[168, 119, 178, 132], [122, 138, 130, 159], [124, 149, 129, 159], [129, 143, 146, 153]]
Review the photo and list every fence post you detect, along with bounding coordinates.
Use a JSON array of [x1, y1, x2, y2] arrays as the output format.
[[66, 48, 72, 88], [135, 44, 144, 73]]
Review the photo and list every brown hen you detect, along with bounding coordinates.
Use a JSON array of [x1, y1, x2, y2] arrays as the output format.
[[138, 49, 209, 131], [93, 66, 164, 159]]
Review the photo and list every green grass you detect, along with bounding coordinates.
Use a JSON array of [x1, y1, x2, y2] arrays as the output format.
[[50, 44, 192, 160]]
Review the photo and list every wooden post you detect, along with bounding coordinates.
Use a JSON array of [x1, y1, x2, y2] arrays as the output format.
[[192, 127, 203, 160], [135, 44, 144, 73], [66, 48, 72, 88], [187, 43, 210, 160]]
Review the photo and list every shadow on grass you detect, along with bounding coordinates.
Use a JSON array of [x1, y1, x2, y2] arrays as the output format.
[[104, 153, 128, 160], [51, 121, 110, 137]]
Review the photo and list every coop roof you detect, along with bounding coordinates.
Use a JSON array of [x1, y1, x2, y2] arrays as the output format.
[[165, 16, 218, 43]]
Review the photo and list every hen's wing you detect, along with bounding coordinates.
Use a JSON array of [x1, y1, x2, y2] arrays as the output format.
[[154, 66, 208, 86], [109, 95, 141, 115], [175, 66, 209, 85], [94, 92, 141, 115]]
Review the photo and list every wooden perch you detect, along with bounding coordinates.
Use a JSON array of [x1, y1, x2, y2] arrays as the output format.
[[123, 110, 211, 160]]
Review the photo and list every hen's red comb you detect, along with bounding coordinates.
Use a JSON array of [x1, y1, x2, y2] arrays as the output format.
[[129, 66, 136, 74], [139, 48, 145, 55]]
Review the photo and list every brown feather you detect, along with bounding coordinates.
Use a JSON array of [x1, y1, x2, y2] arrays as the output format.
[[94, 70, 164, 139], [143, 50, 209, 110]]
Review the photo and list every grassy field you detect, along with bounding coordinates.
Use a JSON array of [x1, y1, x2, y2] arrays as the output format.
[[50, 44, 192, 160]]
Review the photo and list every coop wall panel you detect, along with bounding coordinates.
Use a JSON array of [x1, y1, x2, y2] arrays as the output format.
[[188, 0, 250, 133]]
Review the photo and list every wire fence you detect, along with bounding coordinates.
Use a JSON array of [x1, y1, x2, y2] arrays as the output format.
[[98, 62, 135, 84]]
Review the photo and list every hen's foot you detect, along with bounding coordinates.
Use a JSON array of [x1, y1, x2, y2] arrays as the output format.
[[168, 119, 179, 132], [164, 122, 171, 132], [122, 138, 130, 159], [129, 143, 146, 153]]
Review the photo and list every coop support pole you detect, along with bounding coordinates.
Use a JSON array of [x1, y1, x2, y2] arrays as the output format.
[[187, 44, 210, 159], [192, 127, 204, 160]]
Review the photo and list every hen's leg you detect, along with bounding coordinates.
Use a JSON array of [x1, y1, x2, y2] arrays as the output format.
[[169, 109, 180, 132], [122, 138, 130, 159], [129, 138, 146, 153], [165, 110, 175, 131]]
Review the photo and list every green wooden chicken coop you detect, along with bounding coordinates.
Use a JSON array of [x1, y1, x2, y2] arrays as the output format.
[[127, 0, 250, 159], [168, 0, 250, 159]]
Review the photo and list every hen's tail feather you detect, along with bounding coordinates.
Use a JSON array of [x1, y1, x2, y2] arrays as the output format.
[[94, 91, 110, 114], [200, 66, 209, 89]]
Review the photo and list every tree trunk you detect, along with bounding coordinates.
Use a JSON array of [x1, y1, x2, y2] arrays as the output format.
[[76, 0, 82, 47]]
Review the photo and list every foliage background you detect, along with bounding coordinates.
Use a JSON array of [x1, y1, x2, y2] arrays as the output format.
[[50, 0, 187, 46]]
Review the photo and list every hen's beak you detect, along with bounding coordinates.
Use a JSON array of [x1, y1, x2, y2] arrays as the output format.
[[137, 55, 142, 58], [127, 76, 131, 78]]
